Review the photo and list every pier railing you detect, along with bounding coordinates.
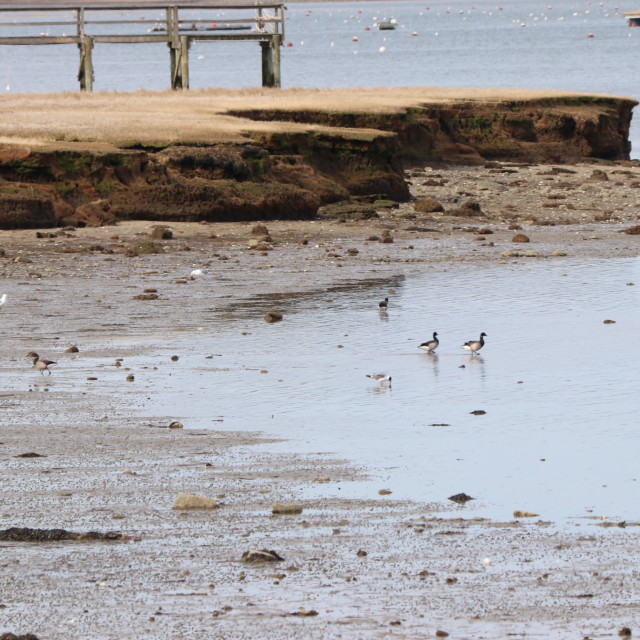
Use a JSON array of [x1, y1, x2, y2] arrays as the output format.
[[0, 2, 285, 91]]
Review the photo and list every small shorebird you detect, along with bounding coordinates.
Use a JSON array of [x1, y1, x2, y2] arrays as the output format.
[[367, 373, 392, 386], [29, 352, 57, 375], [0, 293, 6, 308], [189, 268, 210, 280], [419, 331, 439, 353], [462, 332, 487, 355], [378, 297, 389, 312]]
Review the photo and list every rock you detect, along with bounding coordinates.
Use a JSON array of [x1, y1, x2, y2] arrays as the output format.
[[151, 225, 173, 240], [448, 493, 474, 504], [470, 409, 486, 415], [380, 230, 393, 243], [251, 224, 269, 236], [272, 502, 303, 515], [618, 627, 632, 637], [512, 233, 530, 243], [0, 527, 124, 542], [501, 250, 539, 258], [126, 374, 134, 382], [378, 489, 392, 495], [603, 319, 616, 324], [241, 549, 283, 563], [172, 493, 218, 510], [356, 549, 368, 557], [414, 197, 444, 214], [168, 421, 183, 429], [171, 355, 179, 362], [264, 311, 283, 323], [0, 633, 41, 640], [289, 609, 318, 617], [133, 293, 159, 300], [65, 345, 79, 353], [551, 249, 567, 256], [589, 169, 609, 181], [623, 225, 640, 235], [347, 247, 359, 255], [73, 199, 115, 227], [436, 631, 450, 638], [513, 510, 540, 518]]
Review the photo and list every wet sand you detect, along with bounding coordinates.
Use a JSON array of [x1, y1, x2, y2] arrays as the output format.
[[1, 161, 639, 639]]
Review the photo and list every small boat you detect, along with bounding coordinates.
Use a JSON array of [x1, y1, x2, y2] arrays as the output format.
[[377, 21, 396, 30], [623, 10, 640, 26]]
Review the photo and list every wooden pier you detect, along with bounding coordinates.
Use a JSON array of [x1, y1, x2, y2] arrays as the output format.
[[0, 1, 284, 91]]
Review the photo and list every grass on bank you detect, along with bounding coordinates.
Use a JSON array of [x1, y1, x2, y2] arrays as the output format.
[[0, 86, 628, 150]]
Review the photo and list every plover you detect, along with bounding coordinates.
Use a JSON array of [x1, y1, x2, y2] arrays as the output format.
[[462, 332, 487, 355], [366, 373, 392, 386], [29, 353, 57, 375], [419, 331, 439, 353], [378, 297, 389, 312]]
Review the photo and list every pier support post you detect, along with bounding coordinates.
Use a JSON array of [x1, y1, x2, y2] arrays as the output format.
[[260, 35, 281, 88], [77, 35, 94, 92], [169, 36, 190, 90]]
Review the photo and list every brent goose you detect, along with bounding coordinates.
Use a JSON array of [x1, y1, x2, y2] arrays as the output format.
[[419, 331, 439, 353], [462, 332, 487, 355], [29, 353, 57, 375]]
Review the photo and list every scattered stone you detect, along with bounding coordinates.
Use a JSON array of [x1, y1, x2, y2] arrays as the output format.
[[589, 169, 609, 181], [414, 197, 444, 214], [470, 409, 486, 415], [0, 633, 41, 640], [126, 374, 134, 382], [151, 226, 173, 240], [65, 345, 79, 353], [133, 293, 159, 300], [15, 452, 44, 458], [623, 225, 640, 235], [448, 493, 474, 504], [313, 476, 330, 483], [618, 627, 632, 637], [513, 510, 540, 518], [264, 311, 283, 323], [251, 224, 269, 236], [272, 503, 303, 515], [603, 319, 616, 324], [172, 493, 218, 510], [87, 376, 98, 381], [508, 223, 523, 230], [0, 527, 125, 542], [241, 549, 284, 563], [436, 631, 450, 638], [501, 250, 539, 258], [298, 237, 309, 245], [168, 421, 183, 429], [551, 250, 567, 257], [512, 233, 530, 243], [367, 235, 380, 241], [378, 489, 392, 495], [356, 549, 367, 557], [171, 355, 179, 362], [289, 609, 318, 617], [380, 230, 393, 243], [347, 248, 359, 255]]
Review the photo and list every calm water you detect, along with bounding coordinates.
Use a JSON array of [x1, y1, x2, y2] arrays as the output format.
[[1, 0, 639, 154], [137, 257, 640, 525]]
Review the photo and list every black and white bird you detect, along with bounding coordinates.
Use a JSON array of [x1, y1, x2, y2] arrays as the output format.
[[367, 373, 392, 386], [462, 332, 487, 355], [0, 293, 6, 308], [378, 297, 389, 312], [419, 331, 439, 353], [29, 352, 57, 375]]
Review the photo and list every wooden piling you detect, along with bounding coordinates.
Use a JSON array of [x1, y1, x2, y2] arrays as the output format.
[[260, 35, 281, 88], [78, 36, 94, 92]]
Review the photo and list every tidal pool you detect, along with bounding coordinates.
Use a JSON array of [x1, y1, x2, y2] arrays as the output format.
[[139, 256, 640, 525]]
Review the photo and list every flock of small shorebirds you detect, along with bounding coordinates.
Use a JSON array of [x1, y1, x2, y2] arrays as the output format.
[[0, 290, 486, 380], [366, 296, 487, 388]]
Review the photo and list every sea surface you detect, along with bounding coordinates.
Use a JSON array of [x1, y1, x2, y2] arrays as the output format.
[[0, 0, 639, 155], [140, 257, 640, 526]]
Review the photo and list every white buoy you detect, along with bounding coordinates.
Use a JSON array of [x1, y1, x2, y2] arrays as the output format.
[[379, 46, 386, 52]]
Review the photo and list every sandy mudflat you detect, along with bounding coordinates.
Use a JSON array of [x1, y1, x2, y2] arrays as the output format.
[[1, 161, 639, 639]]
